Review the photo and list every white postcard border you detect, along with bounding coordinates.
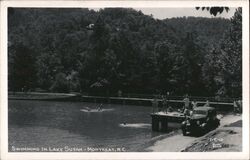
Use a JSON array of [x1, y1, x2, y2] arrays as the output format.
[[1, 1, 249, 160]]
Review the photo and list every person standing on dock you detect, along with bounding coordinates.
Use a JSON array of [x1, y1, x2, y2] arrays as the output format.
[[118, 90, 122, 97], [152, 97, 159, 112], [183, 95, 191, 117], [183, 95, 190, 110], [237, 100, 242, 113], [162, 95, 167, 112]]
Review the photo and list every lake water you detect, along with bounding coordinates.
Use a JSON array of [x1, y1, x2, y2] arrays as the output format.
[[8, 100, 164, 152]]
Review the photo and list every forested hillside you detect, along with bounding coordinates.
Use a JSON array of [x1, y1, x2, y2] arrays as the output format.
[[8, 8, 242, 98]]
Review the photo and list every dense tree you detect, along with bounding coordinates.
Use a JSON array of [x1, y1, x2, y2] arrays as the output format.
[[8, 44, 37, 91], [8, 8, 241, 98], [218, 8, 242, 97], [50, 72, 70, 93]]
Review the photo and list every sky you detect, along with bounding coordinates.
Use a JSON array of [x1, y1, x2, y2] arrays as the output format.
[[135, 8, 236, 19], [92, 8, 236, 19]]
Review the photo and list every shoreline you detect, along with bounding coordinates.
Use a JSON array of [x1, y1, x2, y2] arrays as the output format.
[[8, 92, 234, 110], [136, 130, 181, 152], [8, 92, 78, 100]]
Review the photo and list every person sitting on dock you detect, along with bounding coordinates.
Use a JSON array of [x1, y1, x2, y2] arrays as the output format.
[[183, 108, 190, 117], [233, 100, 242, 114], [204, 100, 210, 107], [167, 106, 173, 112], [191, 100, 198, 109]]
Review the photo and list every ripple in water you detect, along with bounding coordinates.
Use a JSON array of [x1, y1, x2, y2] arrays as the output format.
[[8, 100, 163, 152]]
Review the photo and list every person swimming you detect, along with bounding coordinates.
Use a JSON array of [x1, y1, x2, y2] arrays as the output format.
[[98, 104, 103, 111], [85, 107, 91, 111]]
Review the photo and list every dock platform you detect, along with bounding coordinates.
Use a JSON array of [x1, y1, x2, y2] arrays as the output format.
[[151, 111, 186, 132]]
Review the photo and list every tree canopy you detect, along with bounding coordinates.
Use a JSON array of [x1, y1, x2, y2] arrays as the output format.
[[8, 8, 242, 98]]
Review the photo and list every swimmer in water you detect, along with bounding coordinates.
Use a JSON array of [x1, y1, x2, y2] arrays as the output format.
[[98, 104, 103, 111]]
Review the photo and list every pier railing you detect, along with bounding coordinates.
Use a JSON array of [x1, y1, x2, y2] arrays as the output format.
[[9, 91, 240, 111], [83, 92, 240, 103], [9, 91, 240, 103]]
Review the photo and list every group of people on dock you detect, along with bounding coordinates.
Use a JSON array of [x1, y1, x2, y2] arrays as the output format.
[[152, 94, 242, 115], [152, 95, 173, 113], [151, 94, 210, 116], [181, 95, 209, 117]]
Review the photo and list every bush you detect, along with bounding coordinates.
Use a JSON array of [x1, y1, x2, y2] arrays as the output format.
[[50, 73, 69, 93]]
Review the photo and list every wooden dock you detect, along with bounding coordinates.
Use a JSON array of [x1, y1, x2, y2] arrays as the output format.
[[151, 111, 186, 132]]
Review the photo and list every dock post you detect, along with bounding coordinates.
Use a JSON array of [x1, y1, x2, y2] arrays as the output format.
[[151, 114, 169, 132]]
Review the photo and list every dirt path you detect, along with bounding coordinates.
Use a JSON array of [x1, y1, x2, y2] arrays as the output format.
[[145, 113, 242, 152], [146, 134, 195, 152], [219, 114, 242, 126]]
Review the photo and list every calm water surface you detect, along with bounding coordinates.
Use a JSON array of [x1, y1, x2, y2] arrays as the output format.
[[8, 100, 163, 152]]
